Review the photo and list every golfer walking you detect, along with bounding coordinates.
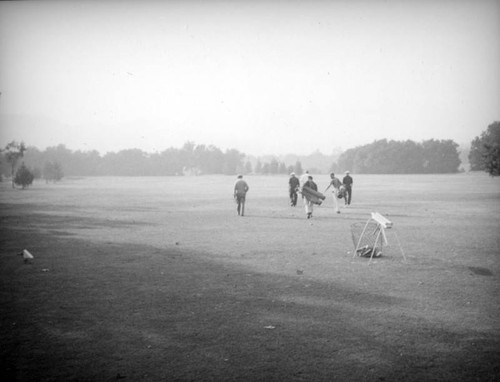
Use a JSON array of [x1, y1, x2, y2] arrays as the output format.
[[299, 170, 310, 206], [302, 175, 318, 219], [288, 172, 300, 206], [324, 172, 342, 214], [234, 174, 249, 216], [342, 171, 353, 206]]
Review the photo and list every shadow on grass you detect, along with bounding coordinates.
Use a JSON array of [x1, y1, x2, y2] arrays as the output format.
[[1, 208, 499, 382]]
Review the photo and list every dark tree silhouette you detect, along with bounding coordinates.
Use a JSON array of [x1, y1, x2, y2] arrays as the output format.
[[14, 162, 34, 189], [469, 122, 500, 176]]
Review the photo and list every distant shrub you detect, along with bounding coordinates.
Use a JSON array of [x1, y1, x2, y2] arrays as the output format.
[[43, 161, 64, 183], [14, 162, 34, 189]]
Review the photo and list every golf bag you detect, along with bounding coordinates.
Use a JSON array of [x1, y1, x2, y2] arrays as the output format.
[[337, 185, 347, 199]]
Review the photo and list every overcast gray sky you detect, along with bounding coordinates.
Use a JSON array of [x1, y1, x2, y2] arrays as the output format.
[[0, 0, 499, 156]]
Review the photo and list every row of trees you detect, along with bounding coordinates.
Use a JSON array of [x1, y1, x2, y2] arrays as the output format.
[[0, 141, 309, 180], [0, 141, 65, 188], [2, 122, 499, 183], [253, 159, 304, 176], [333, 139, 462, 174], [0, 142, 250, 179]]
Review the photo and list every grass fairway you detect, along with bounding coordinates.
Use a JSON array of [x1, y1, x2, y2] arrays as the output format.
[[1, 173, 499, 381]]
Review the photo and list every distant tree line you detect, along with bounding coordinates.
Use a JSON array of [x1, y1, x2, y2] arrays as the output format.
[[0, 141, 249, 178], [0, 141, 309, 179], [253, 150, 338, 175], [0, 138, 467, 180], [253, 159, 304, 176], [333, 139, 462, 174], [2, 122, 499, 182]]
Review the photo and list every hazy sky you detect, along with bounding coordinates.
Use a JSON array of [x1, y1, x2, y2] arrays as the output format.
[[0, 0, 499, 156]]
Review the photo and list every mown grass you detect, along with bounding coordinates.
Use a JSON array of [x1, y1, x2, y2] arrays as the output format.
[[1, 173, 499, 381]]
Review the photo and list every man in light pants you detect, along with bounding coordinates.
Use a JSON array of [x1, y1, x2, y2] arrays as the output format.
[[302, 175, 318, 219], [324, 172, 342, 214], [299, 170, 310, 206]]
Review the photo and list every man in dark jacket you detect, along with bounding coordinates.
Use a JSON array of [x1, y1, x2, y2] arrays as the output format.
[[234, 175, 249, 216], [342, 171, 353, 206], [288, 172, 300, 206]]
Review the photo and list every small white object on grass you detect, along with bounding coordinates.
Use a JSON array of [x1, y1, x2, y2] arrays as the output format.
[[19, 249, 34, 263]]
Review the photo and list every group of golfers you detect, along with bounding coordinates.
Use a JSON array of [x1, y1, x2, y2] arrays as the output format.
[[233, 171, 353, 219]]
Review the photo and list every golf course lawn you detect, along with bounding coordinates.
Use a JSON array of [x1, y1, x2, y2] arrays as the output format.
[[1, 172, 499, 381]]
